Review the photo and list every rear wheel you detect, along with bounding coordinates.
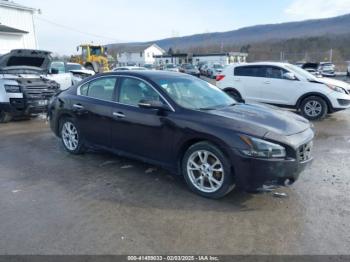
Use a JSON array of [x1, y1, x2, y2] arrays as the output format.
[[300, 96, 328, 120], [182, 142, 235, 199], [59, 117, 85, 154], [0, 111, 12, 123], [85, 65, 96, 73]]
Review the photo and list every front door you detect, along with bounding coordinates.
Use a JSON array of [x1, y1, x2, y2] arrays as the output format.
[[111, 76, 173, 163], [259, 66, 300, 105]]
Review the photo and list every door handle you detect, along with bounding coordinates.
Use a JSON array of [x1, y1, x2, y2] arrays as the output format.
[[73, 104, 84, 110], [263, 81, 271, 84], [113, 112, 125, 118]]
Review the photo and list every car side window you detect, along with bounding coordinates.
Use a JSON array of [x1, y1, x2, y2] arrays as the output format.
[[265, 66, 287, 79], [234, 66, 266, 78], [119, 78, 161, 106], [80, 77, 117, 101]]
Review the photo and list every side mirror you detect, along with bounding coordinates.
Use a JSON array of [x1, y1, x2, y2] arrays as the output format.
[[50, 68, 59, 74], [138, 99, 171, 111], [283, 72, 297, 80]]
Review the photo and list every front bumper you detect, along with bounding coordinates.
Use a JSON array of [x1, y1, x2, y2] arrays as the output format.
[[0, 98, 49, 115], [328, 91, 350, 111], [229, 149, 313, 190]]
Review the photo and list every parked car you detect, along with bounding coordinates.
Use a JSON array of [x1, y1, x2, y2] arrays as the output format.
[[49, 61, 95, 90], [164, 64, 179, 72], [0, 49, 60, 123], [206, 63, 224, 78], [216, 62, 350, 120], [49, 71, 314, 198], [66, 62, 95, 76], [318, 62, 336, 77], [143, 64, 156, 70], [179, 64, 200, 77], [113, 66, 147, 71], [199, 64, 209, 76]]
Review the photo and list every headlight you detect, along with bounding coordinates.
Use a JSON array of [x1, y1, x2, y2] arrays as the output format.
[[326, 84, 346, 94], [4, 85, 21, 93], [239, 135, 286, 159]]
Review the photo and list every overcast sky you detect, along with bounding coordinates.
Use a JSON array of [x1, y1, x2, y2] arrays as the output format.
[[16, 0, 350, 55]]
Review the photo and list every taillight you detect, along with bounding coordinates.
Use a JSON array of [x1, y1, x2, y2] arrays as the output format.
[[216, 75, 225, 81]]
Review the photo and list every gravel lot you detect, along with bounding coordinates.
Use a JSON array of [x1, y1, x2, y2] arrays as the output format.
[[0, 110, 350, 255]]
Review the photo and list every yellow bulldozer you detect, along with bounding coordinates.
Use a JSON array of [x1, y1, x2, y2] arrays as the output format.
[[70, 44, 110, 73]]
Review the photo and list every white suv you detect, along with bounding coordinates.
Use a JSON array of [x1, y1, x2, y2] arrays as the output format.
[[217, 62, 350, 120]]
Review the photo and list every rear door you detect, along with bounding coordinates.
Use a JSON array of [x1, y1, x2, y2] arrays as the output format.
[[71, 76, 118, 147], [233, 65, 266, 102]]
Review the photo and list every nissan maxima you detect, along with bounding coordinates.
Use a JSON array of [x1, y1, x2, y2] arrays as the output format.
[[48, 71, 314, 199]]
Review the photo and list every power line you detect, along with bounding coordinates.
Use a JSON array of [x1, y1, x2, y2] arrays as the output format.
[[35, 16, 120, 42]]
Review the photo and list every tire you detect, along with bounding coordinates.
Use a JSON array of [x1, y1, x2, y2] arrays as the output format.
[[300, 96, 328, 121], [0, 110, 12, 123], [225, 89, 243, 103], [59, 117, 85, 154], [85, 65, 95, 73], [182, 142, 235, 199]]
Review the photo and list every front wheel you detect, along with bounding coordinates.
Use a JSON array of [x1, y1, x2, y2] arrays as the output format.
[[0, 111, 12, 123], [182, 142, 235, 199], [59, 117, 85, 154], [300, 96, 328, 120]]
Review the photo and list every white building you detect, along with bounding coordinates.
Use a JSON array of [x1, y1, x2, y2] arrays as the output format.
[[154, 53, 188, 66], [117, 44, 165, 66], [193, 52, 248, 65], [0, 0, 38, 54]]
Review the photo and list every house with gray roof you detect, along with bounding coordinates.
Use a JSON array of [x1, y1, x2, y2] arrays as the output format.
[[116, 43, 165, 66]]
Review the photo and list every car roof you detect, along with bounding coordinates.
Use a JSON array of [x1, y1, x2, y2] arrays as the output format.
[[228, 62, 292, 67], [96, 70, 190, 79]]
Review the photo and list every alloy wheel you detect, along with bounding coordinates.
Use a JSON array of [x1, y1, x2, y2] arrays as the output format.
[[62, 122, 79, 151], [304, 100, 322, 117], [187, 150, 224, 193]]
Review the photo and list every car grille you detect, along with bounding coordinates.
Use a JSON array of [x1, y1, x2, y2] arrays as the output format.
[[298, 141, 313, 162], [17, 78, 58, 100], [24, 85, 57, 99]]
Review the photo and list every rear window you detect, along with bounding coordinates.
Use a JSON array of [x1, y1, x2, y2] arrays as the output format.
[[234, 66, 265, 77], [7, 57, 45, 67]]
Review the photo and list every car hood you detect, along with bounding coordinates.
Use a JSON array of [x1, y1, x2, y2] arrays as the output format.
[[0, 49, 52, 73], [316, 77, 350, 91], [208, 103, 311, 137]]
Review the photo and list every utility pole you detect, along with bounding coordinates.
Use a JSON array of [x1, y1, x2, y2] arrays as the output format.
[[330, 48, 333, 62]]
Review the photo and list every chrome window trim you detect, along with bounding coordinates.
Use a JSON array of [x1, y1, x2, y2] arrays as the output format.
[[77, 75, 175, 112]]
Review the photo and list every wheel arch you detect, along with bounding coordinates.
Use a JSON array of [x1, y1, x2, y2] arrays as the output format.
[[296, 92, 333, 112], [176, 137, 233, 176], [56, 112, 75, 136]]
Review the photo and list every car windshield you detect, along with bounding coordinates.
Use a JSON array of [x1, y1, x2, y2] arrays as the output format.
[[153, 77, 235, 110], [166, 64, 176, 68], [50, 62, 65, 73], [285, 64, 319, 81], [66, 64, 83, 71]]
